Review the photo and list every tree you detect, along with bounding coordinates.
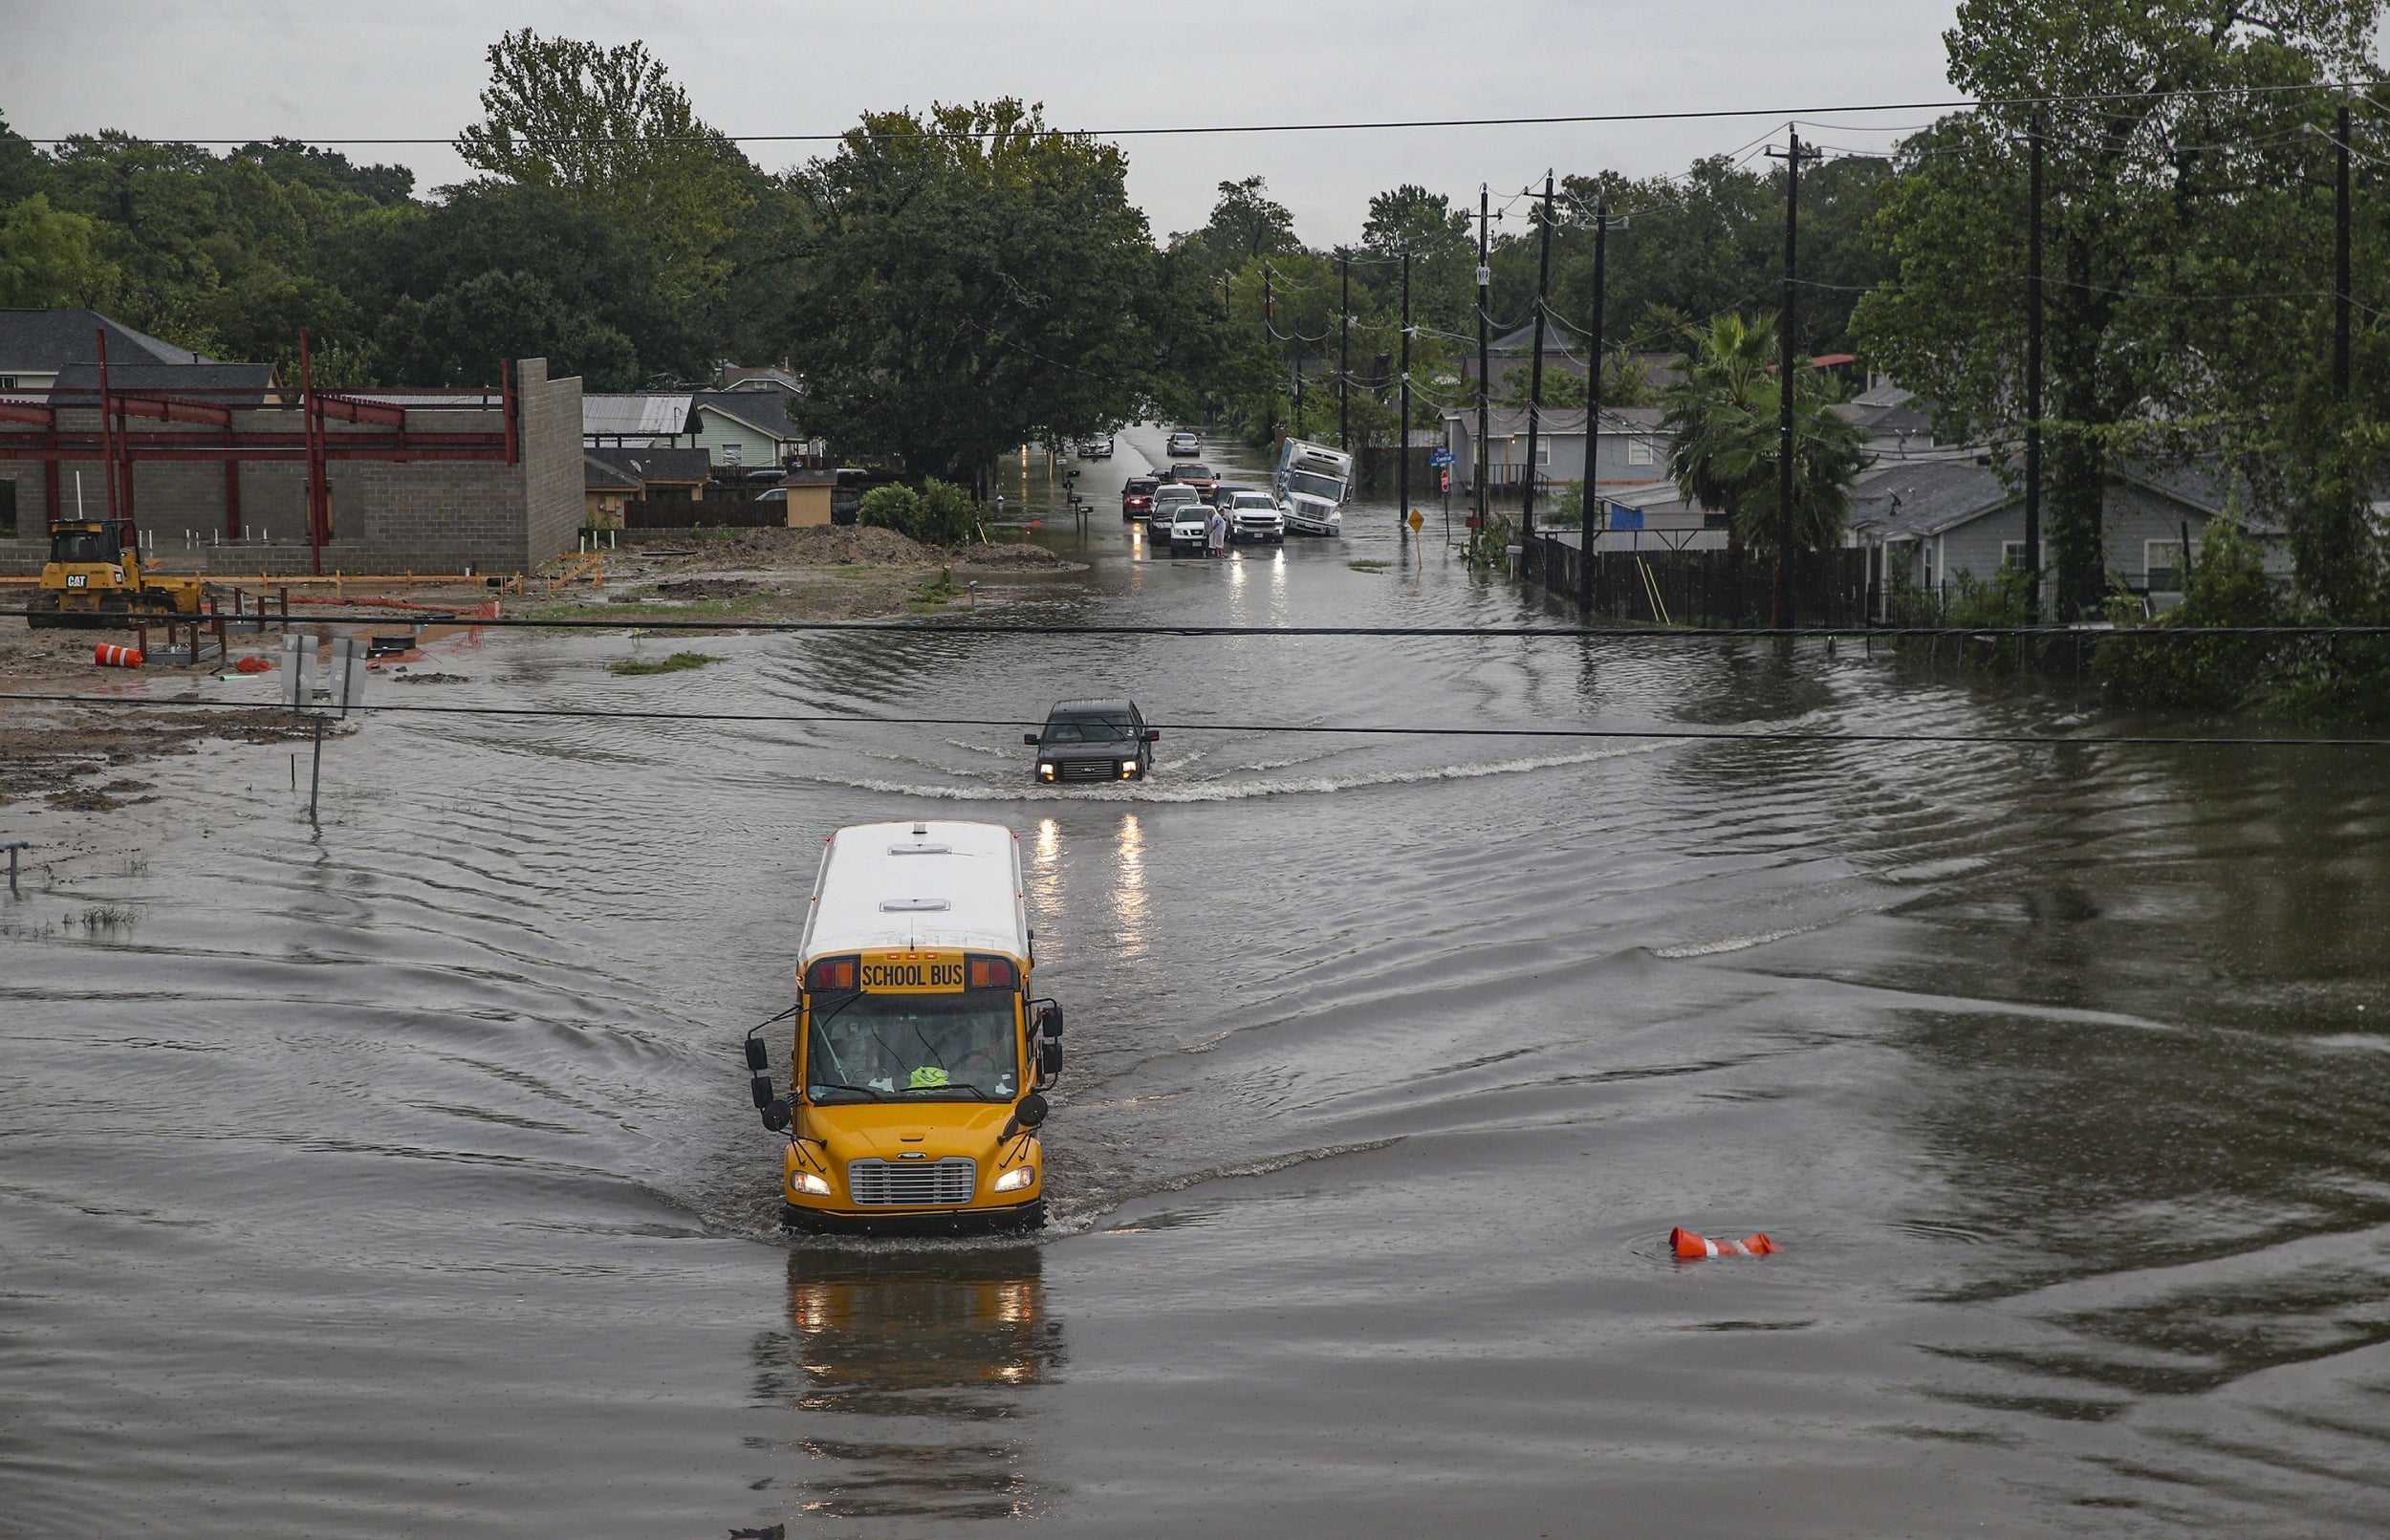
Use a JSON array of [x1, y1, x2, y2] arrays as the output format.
[[1856, 1, 2382, 617], [1662, 314, 1867, 553], [1195, 176, 1302, 262], [0, 194, 117, 307], [787, 99, 1162, 493], [376, 268, 639, 388], [455, 30, 753, 301]]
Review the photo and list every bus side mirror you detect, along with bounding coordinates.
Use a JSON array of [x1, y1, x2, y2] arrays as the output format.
[[1023, 732, 1040, 746], [1032, 1000, 1062, 1037], [760, 1098, 791, 1132], [750, 1074, 776, 1110], [743, 1038, 770, 1073], [1039, 1040, 1063, 1079]]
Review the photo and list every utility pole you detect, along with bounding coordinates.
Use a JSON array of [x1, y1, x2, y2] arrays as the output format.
[[1263, 264, 1277, 438], [2336, 100, 2353, 403], [1476, 184, 1491, 540], [1767, 132, 1803, 629], [2024, 116, 2044, 623], [1522, 174, 1555, 541], [1400, 249, 1413, 528], [1338, 249, 1352, 452], [1578, 197, 1607, 617]]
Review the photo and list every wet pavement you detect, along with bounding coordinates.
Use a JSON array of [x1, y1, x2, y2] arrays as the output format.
[[4, 425, 2388, 1536]]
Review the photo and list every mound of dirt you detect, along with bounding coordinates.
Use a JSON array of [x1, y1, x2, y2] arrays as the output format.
[[957, 542, 1069, 568], [706, 525, 941, 568]]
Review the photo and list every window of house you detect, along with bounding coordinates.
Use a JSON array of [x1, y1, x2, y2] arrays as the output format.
[[0, 376, 17, 391], [2145, 540, 2184, 592], [2001, 541, 2028, 571], [1534, 440, 1551, 466], [721, 444, 744, 466], [0, 476, 15, 537], [1628, 437, 1655, 466]]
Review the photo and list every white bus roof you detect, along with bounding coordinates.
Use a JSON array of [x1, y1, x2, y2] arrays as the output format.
[[800, 819, 1030, 961]]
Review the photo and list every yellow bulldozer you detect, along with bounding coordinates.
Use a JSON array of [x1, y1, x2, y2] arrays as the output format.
[[25, 517, 206, 628]]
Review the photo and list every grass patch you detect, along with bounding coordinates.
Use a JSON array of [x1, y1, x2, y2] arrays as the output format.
[[1347, 559, 1391, 573], [608, 651, 723, 676], [78, 904, 135, 931]]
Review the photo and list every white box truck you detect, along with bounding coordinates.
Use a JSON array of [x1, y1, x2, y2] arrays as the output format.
[[1272, 439, 1353, 536]]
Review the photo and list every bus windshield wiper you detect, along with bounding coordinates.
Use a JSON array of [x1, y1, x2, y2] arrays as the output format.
[[809, 1081, 884, 1101], [897, 1084, 996, 1099]]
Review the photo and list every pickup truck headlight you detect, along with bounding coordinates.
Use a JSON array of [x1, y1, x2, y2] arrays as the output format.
[[1119, 761, 1136, 777], [1037, 763, 1055, 780], [992, 1165, 1035, 1193], [789, 1172, 831, 1197]]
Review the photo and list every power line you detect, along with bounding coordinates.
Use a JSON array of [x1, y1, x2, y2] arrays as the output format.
[[6, 692, 2387, 748], [20, 80, 2377, 148], [8, 610, 2390, 641]]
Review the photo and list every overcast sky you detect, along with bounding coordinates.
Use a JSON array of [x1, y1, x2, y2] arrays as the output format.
[[7, 1, 1966, 241]]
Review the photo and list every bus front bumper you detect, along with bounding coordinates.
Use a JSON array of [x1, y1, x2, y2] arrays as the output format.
[[781, 1198, 1046, 1236]]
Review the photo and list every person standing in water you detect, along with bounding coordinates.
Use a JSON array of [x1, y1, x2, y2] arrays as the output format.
[[1207, 502, 1228, 557]]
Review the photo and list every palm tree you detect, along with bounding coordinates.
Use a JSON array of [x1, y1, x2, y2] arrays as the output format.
[[1661, 314, 1866, 554]]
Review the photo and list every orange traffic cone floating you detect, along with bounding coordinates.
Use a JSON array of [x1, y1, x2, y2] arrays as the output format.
[[94, 644, 144, 668], [1671, 1226, 1777, 1260]]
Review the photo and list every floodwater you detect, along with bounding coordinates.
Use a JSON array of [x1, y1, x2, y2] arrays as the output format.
[[5, 426, 2389, 1537]]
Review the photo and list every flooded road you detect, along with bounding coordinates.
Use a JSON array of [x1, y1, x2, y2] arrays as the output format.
[[6, 424, 2389, 1536]]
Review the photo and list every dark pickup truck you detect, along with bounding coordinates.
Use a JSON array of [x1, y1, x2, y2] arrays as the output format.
[[1027, 700, 1161, 785]]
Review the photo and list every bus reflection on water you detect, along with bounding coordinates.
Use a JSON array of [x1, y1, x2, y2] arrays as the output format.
[[753, 1244, 1062, 1522]]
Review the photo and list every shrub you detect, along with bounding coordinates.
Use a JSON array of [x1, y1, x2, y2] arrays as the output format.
[[855, 478, 982, 547], [2095, 518, 2280, 710]]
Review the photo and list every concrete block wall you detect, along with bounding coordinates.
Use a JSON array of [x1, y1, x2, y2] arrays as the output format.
[[0, 359, 585, 577]]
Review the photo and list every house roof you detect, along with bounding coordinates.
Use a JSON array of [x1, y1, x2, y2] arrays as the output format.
[[1849, 459, 2011, 538], [585, 445, 711, 487], [0, 309, 206, 374], [1442, 404, 1666, 438], [47, 361, 278, 406], [583, 393, 696, 441], [584, 455, 641, 491], [692, 389, 802, 442], [1832, 396, 1938, 441], [718, 365, 803, 392], [1488, 316, 1588, 356], [1851, 456, 2241, 540]]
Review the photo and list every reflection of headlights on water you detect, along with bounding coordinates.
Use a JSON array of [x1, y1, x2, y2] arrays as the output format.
[[790, 1172, 831, 1196], [992, 1165, 1035, 1192]]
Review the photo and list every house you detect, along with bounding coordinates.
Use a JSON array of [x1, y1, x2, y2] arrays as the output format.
[[1848, 456, 2286, 614], [1440, 403, 1675, 501], [1459, 317, 1590, 386], [0, 308, 205, 400], [582, 446, 710, 527], [47, 360, 281, 407], [690, 387, 812, 469]]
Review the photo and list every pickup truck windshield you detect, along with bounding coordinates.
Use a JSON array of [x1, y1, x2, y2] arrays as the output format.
[[807, 992, 1018, 1103], [1043, 716, 1135, 743]]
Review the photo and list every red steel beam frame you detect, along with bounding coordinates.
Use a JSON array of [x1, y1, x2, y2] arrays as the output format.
[[0, 341, 518, 554]]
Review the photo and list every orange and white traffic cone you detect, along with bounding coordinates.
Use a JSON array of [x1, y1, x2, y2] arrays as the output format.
[[1670, 1226, 1777, 1260], [94, 643, 144, 668]]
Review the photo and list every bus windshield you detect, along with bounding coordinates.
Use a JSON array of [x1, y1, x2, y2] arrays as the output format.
[[807, 991, 1019, 1102]]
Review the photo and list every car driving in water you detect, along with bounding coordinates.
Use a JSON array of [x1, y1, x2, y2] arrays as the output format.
[[1026, 699, 1160, 785]]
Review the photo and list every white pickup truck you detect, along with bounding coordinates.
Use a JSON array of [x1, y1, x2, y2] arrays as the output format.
[[1226, 489, 1286, 544]]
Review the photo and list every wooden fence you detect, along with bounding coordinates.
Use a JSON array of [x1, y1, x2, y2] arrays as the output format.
[[621, 496, 787, 531], [1521, 533, 1873, 627]]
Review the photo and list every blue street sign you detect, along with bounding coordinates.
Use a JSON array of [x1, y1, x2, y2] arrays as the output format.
[[1427, 447, 1454, 467]]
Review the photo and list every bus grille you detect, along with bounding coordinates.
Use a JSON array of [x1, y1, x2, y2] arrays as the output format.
[[847, 1157, 977, 1205]]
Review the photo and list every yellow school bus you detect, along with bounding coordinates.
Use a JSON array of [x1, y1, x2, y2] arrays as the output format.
[[756, 819, 1061, 1234]]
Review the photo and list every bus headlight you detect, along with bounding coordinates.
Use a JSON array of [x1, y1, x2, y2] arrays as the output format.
[[790, 1172, 831, 1197], [992, 1165, 1035, 1192]]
